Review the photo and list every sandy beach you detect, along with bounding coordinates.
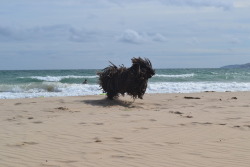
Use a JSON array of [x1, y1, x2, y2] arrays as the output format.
[[1, 92, 250, 167]]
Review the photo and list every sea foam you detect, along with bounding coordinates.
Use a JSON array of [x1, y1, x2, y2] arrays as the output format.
[[20, 75, 98, 82], [1, 82, 250, 99], [0, 82, 101, 99], [154, 73, 195, 78], [147, 82, 250, 93]]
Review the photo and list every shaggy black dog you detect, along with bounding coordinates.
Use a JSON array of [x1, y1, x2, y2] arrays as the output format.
[[97, 57, 155, 100]]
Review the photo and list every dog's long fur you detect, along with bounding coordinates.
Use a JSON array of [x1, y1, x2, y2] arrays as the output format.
[[97, 57, 155, 100]]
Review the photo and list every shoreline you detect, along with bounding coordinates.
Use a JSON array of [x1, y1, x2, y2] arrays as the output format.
[[1, 90, 250, 100], [1, 91, 250, 166]]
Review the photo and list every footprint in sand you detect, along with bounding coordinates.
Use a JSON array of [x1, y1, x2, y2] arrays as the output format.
[[244, 125, 250, 128], [233, 125, 250, 130], [55, 107, 80, 113], [16, 122, 25, 125], [58, 160, 78, 164], [165, 141, 180, 145], [184, 96, 201, 99], [121, 114, 130, 117], [233, 125, 241, 128], [218, 123, 227, 125], [6, 117, 16, 121], [169, 111, 183, 115], [23, 141, 39, 145], [7, 141, 39, 147], [241, 105, 250, 107], [185, 115, 193, 118], [94, 137, 102, 143], [111, 155, 135, 159], [113, 137, 123, 140], [169, 111, 193, 118], [226, 117, 241, 120], [55, 107, 69, 111], [192, 122, 213, 125], [201, 122, 213, 125], [79, 122, 87, 125], [93, 122, 104, 125], [136, 127, 149, 130], [33, 121, 43, 124], [112, 137, 124, 142], [149, 119, 157, 122]]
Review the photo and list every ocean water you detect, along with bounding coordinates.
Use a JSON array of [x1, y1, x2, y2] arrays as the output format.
[[1, 68, 250, 99]]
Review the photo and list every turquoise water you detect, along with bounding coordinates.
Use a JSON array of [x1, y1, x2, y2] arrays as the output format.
[[1, 68, 250, 99]]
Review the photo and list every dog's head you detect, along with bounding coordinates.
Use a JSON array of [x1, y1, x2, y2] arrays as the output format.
[[131, 57, 155, 79]]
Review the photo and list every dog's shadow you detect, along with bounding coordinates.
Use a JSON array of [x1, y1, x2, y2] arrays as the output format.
[[82, 98, 135, 108]]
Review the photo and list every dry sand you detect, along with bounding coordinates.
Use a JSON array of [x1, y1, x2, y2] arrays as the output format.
[[1, 92, 250, 167]]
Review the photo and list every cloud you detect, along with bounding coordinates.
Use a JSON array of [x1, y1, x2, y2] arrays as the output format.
[[0, 26, 27, 41], [0, 25, 71, 42], [118, 29, 145, 44], [234, 1, 250, 8], [1, 0, 249, 70], [161, 0, 233, 9], [108, 0, 234, 10], [151, 33, 168, 42], [68, 27, 100, 43], [118, 29, 167, 44], [7, 0, 233, 9], [187, 37, 200, 45], [0, 25, 104, 43], [0, 26, 12, 40], [228, 37, 241, 44]]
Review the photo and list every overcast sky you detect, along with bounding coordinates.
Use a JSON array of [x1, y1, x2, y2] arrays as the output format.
[[0, 0, 250, 70]]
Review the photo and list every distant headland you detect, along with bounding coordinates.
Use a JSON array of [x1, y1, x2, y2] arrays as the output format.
[[220, 63, 250, 69]]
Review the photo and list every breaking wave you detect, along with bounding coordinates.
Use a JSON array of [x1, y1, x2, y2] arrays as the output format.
[[154, 73, 195, 78], [19, 75, 98, 82], [1, 81, 250, 99]]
